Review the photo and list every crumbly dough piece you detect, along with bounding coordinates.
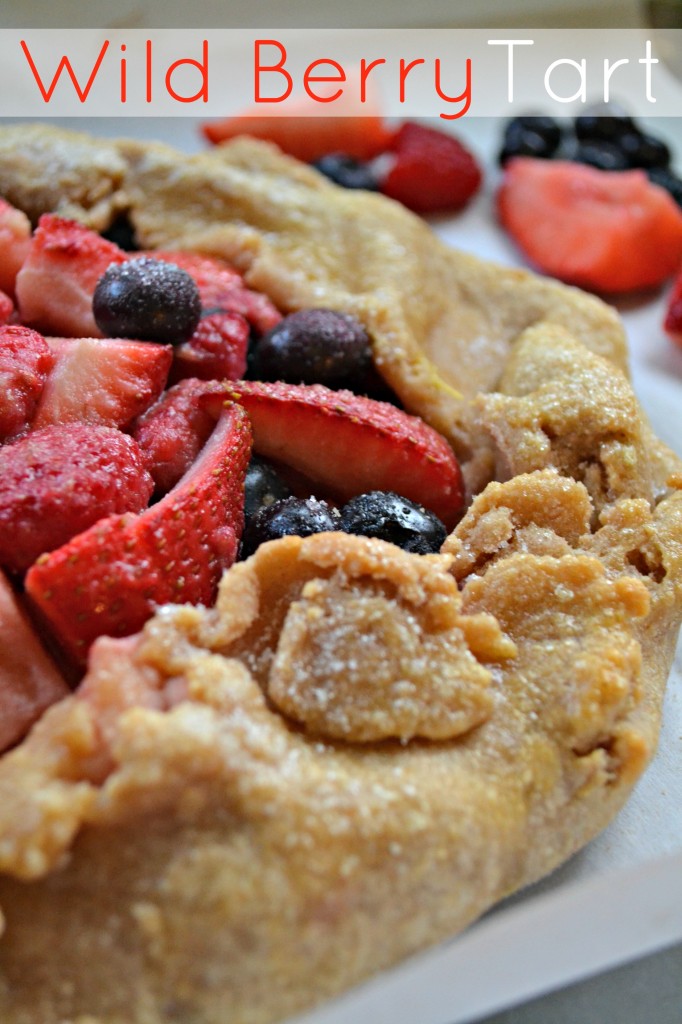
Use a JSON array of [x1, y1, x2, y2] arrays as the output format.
[[0, 125, 680, 1024]]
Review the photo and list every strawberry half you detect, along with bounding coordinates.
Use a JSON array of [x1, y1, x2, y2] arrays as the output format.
[[16, 214, 126, 337], [204, 380, 464, 529], [380, 122, 482, 215], [0, 197, 31, 298], [0, 325, 54, 442], [498, 158, 682, 293], [34, 336, 172, 431], [25, 403, 252, 664]]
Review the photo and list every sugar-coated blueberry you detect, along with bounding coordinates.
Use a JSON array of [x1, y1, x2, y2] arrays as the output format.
[[340, 491, 447, 555], [243, 458, 292, 521], [251, 309, 373, 389], [313, 154, 379, 191], [93, 258, 202, 345], [241, 496, 341, 557], [574, 114, 638, 144], [574, 141, 630, 172]]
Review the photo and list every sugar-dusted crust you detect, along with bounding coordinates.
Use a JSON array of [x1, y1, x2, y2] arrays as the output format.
[[0, 124, 681, 1024]]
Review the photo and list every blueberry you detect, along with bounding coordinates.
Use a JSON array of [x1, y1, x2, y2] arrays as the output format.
[[647, 166, 682, 207], [620, 131, 671, 169], [340, 491, 446, 555], [251, 309, 372, 389], [574, 141, 630, 171], [93, 258, 202, 345], [243, 458, 292, 521], [313, 154, 379, 191], [506, 116, 562, 149], [241, 496, 341, 557], [574, 114, 638, 144]]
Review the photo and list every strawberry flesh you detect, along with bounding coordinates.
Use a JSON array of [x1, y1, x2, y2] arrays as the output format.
[[0, 423, 154, 574], [664, 266, 682, 343], [0, 198, 31, 298], [204, 380, 464, 529], [0, 290, 13, 325], [381, 122, 482, 215], [34, 336, 172, 431], [0, 325, 54, 441], [498, 158, 682, 293], [25, 404, 252, 664]]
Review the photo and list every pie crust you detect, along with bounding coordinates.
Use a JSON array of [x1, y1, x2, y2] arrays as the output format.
[[0, 124, 681, 1024]]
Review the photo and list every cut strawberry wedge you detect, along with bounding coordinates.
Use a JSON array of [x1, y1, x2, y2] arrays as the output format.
[[205, 381, 464, 529], [0, 290, 13, 325], [498, 158, 682, 293], [0, 569, 69, 754], [26, 403, 252, 665], [16, 214, 126, 337], [34, 336, 172, 431], [0, 197, 31, 298], [202, 93, 393, 162]]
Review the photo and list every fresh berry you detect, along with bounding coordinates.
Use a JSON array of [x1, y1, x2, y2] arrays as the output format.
[[34, 336, 171, 431], [244, 457, 292, 520], [203, 380, 464, 529], [93, 258, 202, 345], [574, 141, 629, 172], [312, 154, 379, 191], [145, 251, 282, 335], [16, 214, 126, 337], [0, 198, 31, 298], [620, 131, 671, 169], [25, 404, 252, 664], [0, 290, 13, 325], [252, 309, 372, 388], [0, 568, 68, 755], [0, 325, 54, 442], [202, 93, 393, 162], [0, 423, 154, 574], [380, 121, 482, 215], [498, 158, 682, 293], [132, 378, 218, 495], [648, 166, 682, 208], [242, 496, 340, 558], [499, 116, 562, 166], [340, 491, 447, 555], [663, 266, 682, 342], [170, 310, 249, 384], [574, 114, 638, 144]]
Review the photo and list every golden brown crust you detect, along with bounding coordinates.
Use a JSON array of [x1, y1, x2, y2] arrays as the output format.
[[0, 124, 680, 1024]]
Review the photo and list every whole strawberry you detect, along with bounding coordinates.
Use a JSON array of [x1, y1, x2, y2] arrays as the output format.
[[380, 122, 482, 215], [0, 423, 154, 574]]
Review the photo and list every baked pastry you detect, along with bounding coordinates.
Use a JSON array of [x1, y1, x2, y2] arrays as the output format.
[[0, 123, 680, 1024]]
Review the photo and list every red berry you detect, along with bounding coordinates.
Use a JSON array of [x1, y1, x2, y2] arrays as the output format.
[[0, 290, 13, 325], [498, 158, 682, 293], [664, 267, 682, 342], [0, 423, 154, 574], [0, 325, 54, 442], [380, 122, 482, 215], [0, 198, 31, 298], [170, 310, 249, 384]]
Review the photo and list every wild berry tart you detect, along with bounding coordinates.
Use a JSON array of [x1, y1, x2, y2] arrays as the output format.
[[0, 123, 680, 1024]]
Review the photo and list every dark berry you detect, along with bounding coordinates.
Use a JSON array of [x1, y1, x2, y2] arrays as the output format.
[[313, 153, 379, 191], [101, 214, 138, 251], [93, 258, 202, 345], [647, 166, 682, 208], [241, 496, 340, 557], [243, 458, 292, 521], [574, 114, 638, 145], [620, 131, 671, 169], [251, 309, 372, 389], [340, 491, 446, 555], [574, 141, 630, 172], [500, 116, 562, 166]]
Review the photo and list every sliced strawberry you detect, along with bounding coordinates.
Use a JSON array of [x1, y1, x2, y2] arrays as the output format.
[[380, 122, 482, 215], [0, 325, 54, 441], [16, 214, 126, 337], [664, 266, 682, 343], [0, 290, 13, 325], [205, 381, 463, 529], [145, 250, 282, 335], [25, 404, 252, 664], [202, 93, 392, 162], [498, 158, 682, 293], [170, 311, 249, 385], [34, 336, 171, 431], [132, 378, 218, 495], [0, 198, 31, 298], [0, 569, 69, 754], [0, 423, 154, 574]]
